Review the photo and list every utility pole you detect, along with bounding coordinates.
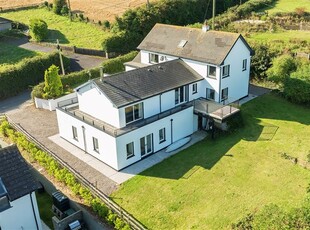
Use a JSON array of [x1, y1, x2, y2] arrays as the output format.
[[67, 0, 72, 21], [212, 0, 216, 30], [146, 0, 150, 9], [57, 39, 65, 75]]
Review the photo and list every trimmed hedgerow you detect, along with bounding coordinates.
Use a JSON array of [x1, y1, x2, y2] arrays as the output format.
[[0, 119, 130, 230], [0, 52, 69, 100]]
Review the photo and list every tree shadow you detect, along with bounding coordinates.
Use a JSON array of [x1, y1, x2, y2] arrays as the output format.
[[47, 29, 70, 44], [138, 94, 310, 180]]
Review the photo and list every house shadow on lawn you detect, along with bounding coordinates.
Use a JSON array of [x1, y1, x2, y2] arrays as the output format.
[[48, 29, 69, 44], [139, 94, 310, 180]]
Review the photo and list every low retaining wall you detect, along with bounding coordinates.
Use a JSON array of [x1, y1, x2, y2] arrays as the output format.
[[35, 92, 77, 111]]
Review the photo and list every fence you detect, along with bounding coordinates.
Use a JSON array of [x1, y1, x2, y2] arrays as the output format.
[[3, 114, 146, 230]]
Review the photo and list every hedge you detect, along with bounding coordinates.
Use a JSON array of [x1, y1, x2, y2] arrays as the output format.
[[0, 119, 130, 230], [32, 51, 138, 98], [0, 52, 69, 100]]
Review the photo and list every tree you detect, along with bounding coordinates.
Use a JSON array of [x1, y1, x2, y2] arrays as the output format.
[[29, 19, 48, 42], [43, 65, 63, 99], [53, 0, 66, 15]]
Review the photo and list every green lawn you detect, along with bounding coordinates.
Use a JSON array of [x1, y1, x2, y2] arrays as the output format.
[[0, 42, 40, 66], [264, 0, 310, 14], [248, 30, 310, 43], [111, 94, 310, 229], [36, 191, 54, 229], [0, 8, 110, 49]]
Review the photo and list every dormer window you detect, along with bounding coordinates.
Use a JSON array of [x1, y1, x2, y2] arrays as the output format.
[[149, 53, 159, 64]]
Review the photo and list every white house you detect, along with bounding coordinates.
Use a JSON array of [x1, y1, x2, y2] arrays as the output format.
[[56, 23, 253, 171], [0, 145, 43, 230]]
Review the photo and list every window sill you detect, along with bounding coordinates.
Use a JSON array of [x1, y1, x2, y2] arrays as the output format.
[[192, 92, 197, 95], [159, 140, 166, 144], [94, 149, 99, 153], [242, 69, 246, 71], [73, 138, 78, 141], [207, 75, 216, 79], [127, 154, 135, 160], [222, 75, 230, 79]]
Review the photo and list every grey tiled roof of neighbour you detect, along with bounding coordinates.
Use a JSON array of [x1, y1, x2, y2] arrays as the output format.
[[92, 59, 203, 108], [0, 17, 12, 24], [0, 145, 41, 201], [124, 51, 148, 69], [137, 23, 253, 65]]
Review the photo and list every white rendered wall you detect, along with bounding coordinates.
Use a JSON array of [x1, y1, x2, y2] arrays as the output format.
[[116, 107, 194, 170], [220, 38, 251, 103], [56, 109, 119, 169], [140, 50, 178, 65], [0, 193, 42, 230], [78, 83, 121, 128]]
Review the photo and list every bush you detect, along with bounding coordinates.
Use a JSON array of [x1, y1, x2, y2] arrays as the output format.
[[0, 52, 69, 100], [53, 0, 66, 15], [60, 5, 69, 15], [29, 18, 48, 42], [43, 65, 63, 99], [31, 82, 45, 99], [267, 55, 297, 83], [282, 78, 310, 105], [250, 43, 277, 79]]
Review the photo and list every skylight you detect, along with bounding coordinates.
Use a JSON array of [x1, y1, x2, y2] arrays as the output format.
[[178, 40, 188, 48]]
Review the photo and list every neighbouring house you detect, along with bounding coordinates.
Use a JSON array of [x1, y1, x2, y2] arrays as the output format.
[[0, 145, 43, 230], [56, 23, 253, 170], [0, 17, 12, 31]]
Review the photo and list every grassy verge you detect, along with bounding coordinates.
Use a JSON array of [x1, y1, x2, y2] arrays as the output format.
[[0, 42, 40, 67], [0, 7, 110, 49], [111, 93, 310, 229], [36, 191, 54, 229]]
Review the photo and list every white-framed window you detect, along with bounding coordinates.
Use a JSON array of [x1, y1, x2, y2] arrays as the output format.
[[221, 87, 228, 101], [126, 142, 134, 159], [206, 88, 215, 100], [140, 134, 153, 156], [125, 103, 143, 124], [159, 128, 166, 143], [149, 53, 159, 64], [175, 85, 188, 105], [92, 137, 99, 152], [242, 59, 247, 71], [72, 126, 78, 140], [208, 66, 216, 78], [222, 65, 230, 78], [192, 83, 197, 94]]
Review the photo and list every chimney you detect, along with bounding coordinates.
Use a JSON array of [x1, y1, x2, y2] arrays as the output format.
[[202, 20, 210, 32]]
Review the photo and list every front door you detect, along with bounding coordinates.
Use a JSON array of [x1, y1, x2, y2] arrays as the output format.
[[140, 134, 153, 157]]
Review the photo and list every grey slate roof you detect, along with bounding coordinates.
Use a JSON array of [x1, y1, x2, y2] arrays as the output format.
[[137, 23, 253, 66], [124, 51, 148, 69], [92, 59, 203, 108], [0, 145, 41, 201], [0, 17, 12, 24]]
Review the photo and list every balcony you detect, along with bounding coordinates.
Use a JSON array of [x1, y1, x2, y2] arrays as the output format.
[[58, 102, 193, 137], [194, 98, 239, 120]]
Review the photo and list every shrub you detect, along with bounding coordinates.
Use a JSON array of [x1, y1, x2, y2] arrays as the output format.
[[267, 55, 297, 83], [282, 78, 310, 105], [60, 5, 69, 15], [29, 18, 48, 42], [103, 20, 110, 30], [31, 82, 45, 99], [53, 0, 66, 15], [250, 43, 277, 79], [43, 65, 63, 99]]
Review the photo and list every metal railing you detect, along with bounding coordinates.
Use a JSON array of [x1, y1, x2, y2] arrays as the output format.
[[3, 114, 147, 230], [60, 101, 194, 137], [57, 97, 78, 108]]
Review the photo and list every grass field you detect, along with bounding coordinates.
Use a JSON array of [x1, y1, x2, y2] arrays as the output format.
[[265, 0, 310, 14], [0, 42, 40, 67], [111, 93, 310, 229], [0, 8, 110, 49], [36, 191, 54, 229]]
